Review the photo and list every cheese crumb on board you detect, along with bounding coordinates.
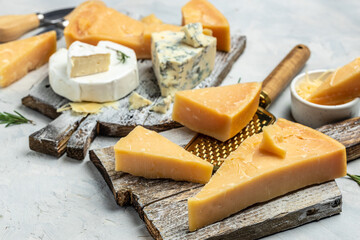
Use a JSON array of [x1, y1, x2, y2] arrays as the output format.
[[150, 96, 172, 114], [259, 124, 286, 158], [151, 25, 216, 97], [128, 92, 153, 110], [57, 101, 119, 114]]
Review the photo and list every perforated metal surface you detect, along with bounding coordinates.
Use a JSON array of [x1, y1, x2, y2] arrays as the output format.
[[185, 107, 275, 169]]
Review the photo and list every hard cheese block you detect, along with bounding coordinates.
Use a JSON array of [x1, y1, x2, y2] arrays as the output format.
[[0, 31, 56, 87], [64, 1, 180, 59], [49, 41, 139, 103], [172, 82, 262, 141], [188, 118, 347, 231], [307, 58, 360, 105], [67, 41, 111, 78], [182, 0, 231, 52], [114, 126, 213, 184], [151, 26, 216, 97]]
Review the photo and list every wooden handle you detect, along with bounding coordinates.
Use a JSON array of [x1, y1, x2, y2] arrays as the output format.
[[262, 44, 310, 102], [0, 14, 40, 42]]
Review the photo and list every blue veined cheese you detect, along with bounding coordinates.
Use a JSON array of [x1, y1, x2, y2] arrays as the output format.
[[151, 29, 216, 97], [182, 23, 207, 48], [151, 96, 172, 114], [128, 92, 153, 110]]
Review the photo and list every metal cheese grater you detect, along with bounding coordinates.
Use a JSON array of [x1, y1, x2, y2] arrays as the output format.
[[185, 44, 311, 169]]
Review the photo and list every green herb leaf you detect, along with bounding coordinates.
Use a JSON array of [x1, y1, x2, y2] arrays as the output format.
[[347, 173, 360, 186], [116, 50, 130, 63], [0, 111, 34, 127], [237, 77, 242, 83]]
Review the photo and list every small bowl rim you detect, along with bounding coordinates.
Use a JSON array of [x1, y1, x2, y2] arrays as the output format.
[[290, 69, 360, 110]]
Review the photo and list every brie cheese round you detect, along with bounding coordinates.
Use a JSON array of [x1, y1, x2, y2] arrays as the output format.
[[49, 41, 139, 103]]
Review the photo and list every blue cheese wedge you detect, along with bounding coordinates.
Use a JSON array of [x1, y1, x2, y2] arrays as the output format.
[[151, 96, 172, 114], [128, 92, 153, 110], [67, 41, 111, 78], [151, 25, 216, 97], [182, 23, 207, 48], [49, 41, 139, 103]]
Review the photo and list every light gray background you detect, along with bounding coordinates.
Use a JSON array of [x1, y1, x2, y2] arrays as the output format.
[[1, 0, 360, 239]]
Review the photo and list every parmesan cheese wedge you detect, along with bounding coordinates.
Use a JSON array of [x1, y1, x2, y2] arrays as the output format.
[[0, 31, 56, 87], [188, 118, 347, 231], [172, 82, 262, 141], [114, 126, 213, 184], [307, 58, 360, 105]]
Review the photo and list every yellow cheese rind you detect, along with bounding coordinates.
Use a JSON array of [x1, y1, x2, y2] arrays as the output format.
[[182, 0, 231, 52], [307, 58, 360, 105], [172, 82, 262, 142], [114, 126, 213, 184], [0, 31, 56, 87], [188, 118, 346, 231], [259, 124, 286, 158]]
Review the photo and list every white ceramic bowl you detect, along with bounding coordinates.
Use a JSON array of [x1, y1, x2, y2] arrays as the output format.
[[290, 69, 360, 128]]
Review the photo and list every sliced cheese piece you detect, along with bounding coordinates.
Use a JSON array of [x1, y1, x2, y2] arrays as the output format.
[[188, 118, 347, 231], [0, 31, 56, 87], [259, 124, 286, 158], [307, 58, 360, 105], [182, 0, 231, 52], [67, 41, 111, 78], [151, 29, 216, 97], [128, 92, 152, 110], [150, 95, 172, 114], [172, 82, 262, 141], [64, 1, 181, 59], [114, 126, 213, 183], [49, 41, 139, 103], [59, 101, 119, 114], [182, 23, 206, 47]]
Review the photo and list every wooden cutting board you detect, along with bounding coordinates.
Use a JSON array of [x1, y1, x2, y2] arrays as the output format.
[[89, 117, 360, 240], [23, 35, 246, 160]]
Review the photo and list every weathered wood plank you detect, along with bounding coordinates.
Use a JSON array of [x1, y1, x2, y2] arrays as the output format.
[[22, 77, 68, 119], [89, 147, 201, 217], [143, 181, 341, 240], [317, 116, 360, 161], [29, 111, 85, 157], [66, 114, 98, 160]]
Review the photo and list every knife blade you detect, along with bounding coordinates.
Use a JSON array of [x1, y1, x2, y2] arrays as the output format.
[[0, 7, 74, 42]]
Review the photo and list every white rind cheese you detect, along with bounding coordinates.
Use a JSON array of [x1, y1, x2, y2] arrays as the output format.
[[67, 41, 111, 78], [128, 92, 153, 110], [49, 41, 139, 103], [151, 27, 216, 97]]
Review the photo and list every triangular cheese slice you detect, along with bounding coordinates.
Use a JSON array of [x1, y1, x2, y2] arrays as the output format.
[[114, 126, 213, 184], [182, 0, 231, 51], [307, 58, 360, 105], [0, 31, 56, 87], [172, 82, 262, 142], [259, 124, 286, 158], [188, 118, 346, 231]]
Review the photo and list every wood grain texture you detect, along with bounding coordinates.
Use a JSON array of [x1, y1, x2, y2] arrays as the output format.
[[23, 36, 246, 159], [317, 116, 360, 161], [29, 111, 85, 157]]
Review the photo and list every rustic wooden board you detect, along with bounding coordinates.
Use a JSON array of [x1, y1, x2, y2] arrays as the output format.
[[23, 35, 246, 159], [89, 117, 360, 240]]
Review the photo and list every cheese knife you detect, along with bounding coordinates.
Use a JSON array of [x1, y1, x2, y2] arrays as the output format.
[[0, 7, 74, 42]]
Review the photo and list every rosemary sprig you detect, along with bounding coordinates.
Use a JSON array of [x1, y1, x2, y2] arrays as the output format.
[[106, 46, 129, 64], [116, 50, 130, 63], [0, 111, 34, 127], [347, 173, 360, 186]]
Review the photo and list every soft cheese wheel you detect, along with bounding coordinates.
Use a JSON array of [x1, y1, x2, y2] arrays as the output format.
[[172, 82, 262, 141], [0, 31, 56, 87], [49, 41, 139, 103], [188, 118, 347, 231], [307, 58, 360, 105], [182, 0, 231, 52], [114, 126, 213, 184]]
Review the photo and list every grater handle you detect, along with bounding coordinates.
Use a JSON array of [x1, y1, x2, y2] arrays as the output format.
[[261, 44, 310, 105]]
